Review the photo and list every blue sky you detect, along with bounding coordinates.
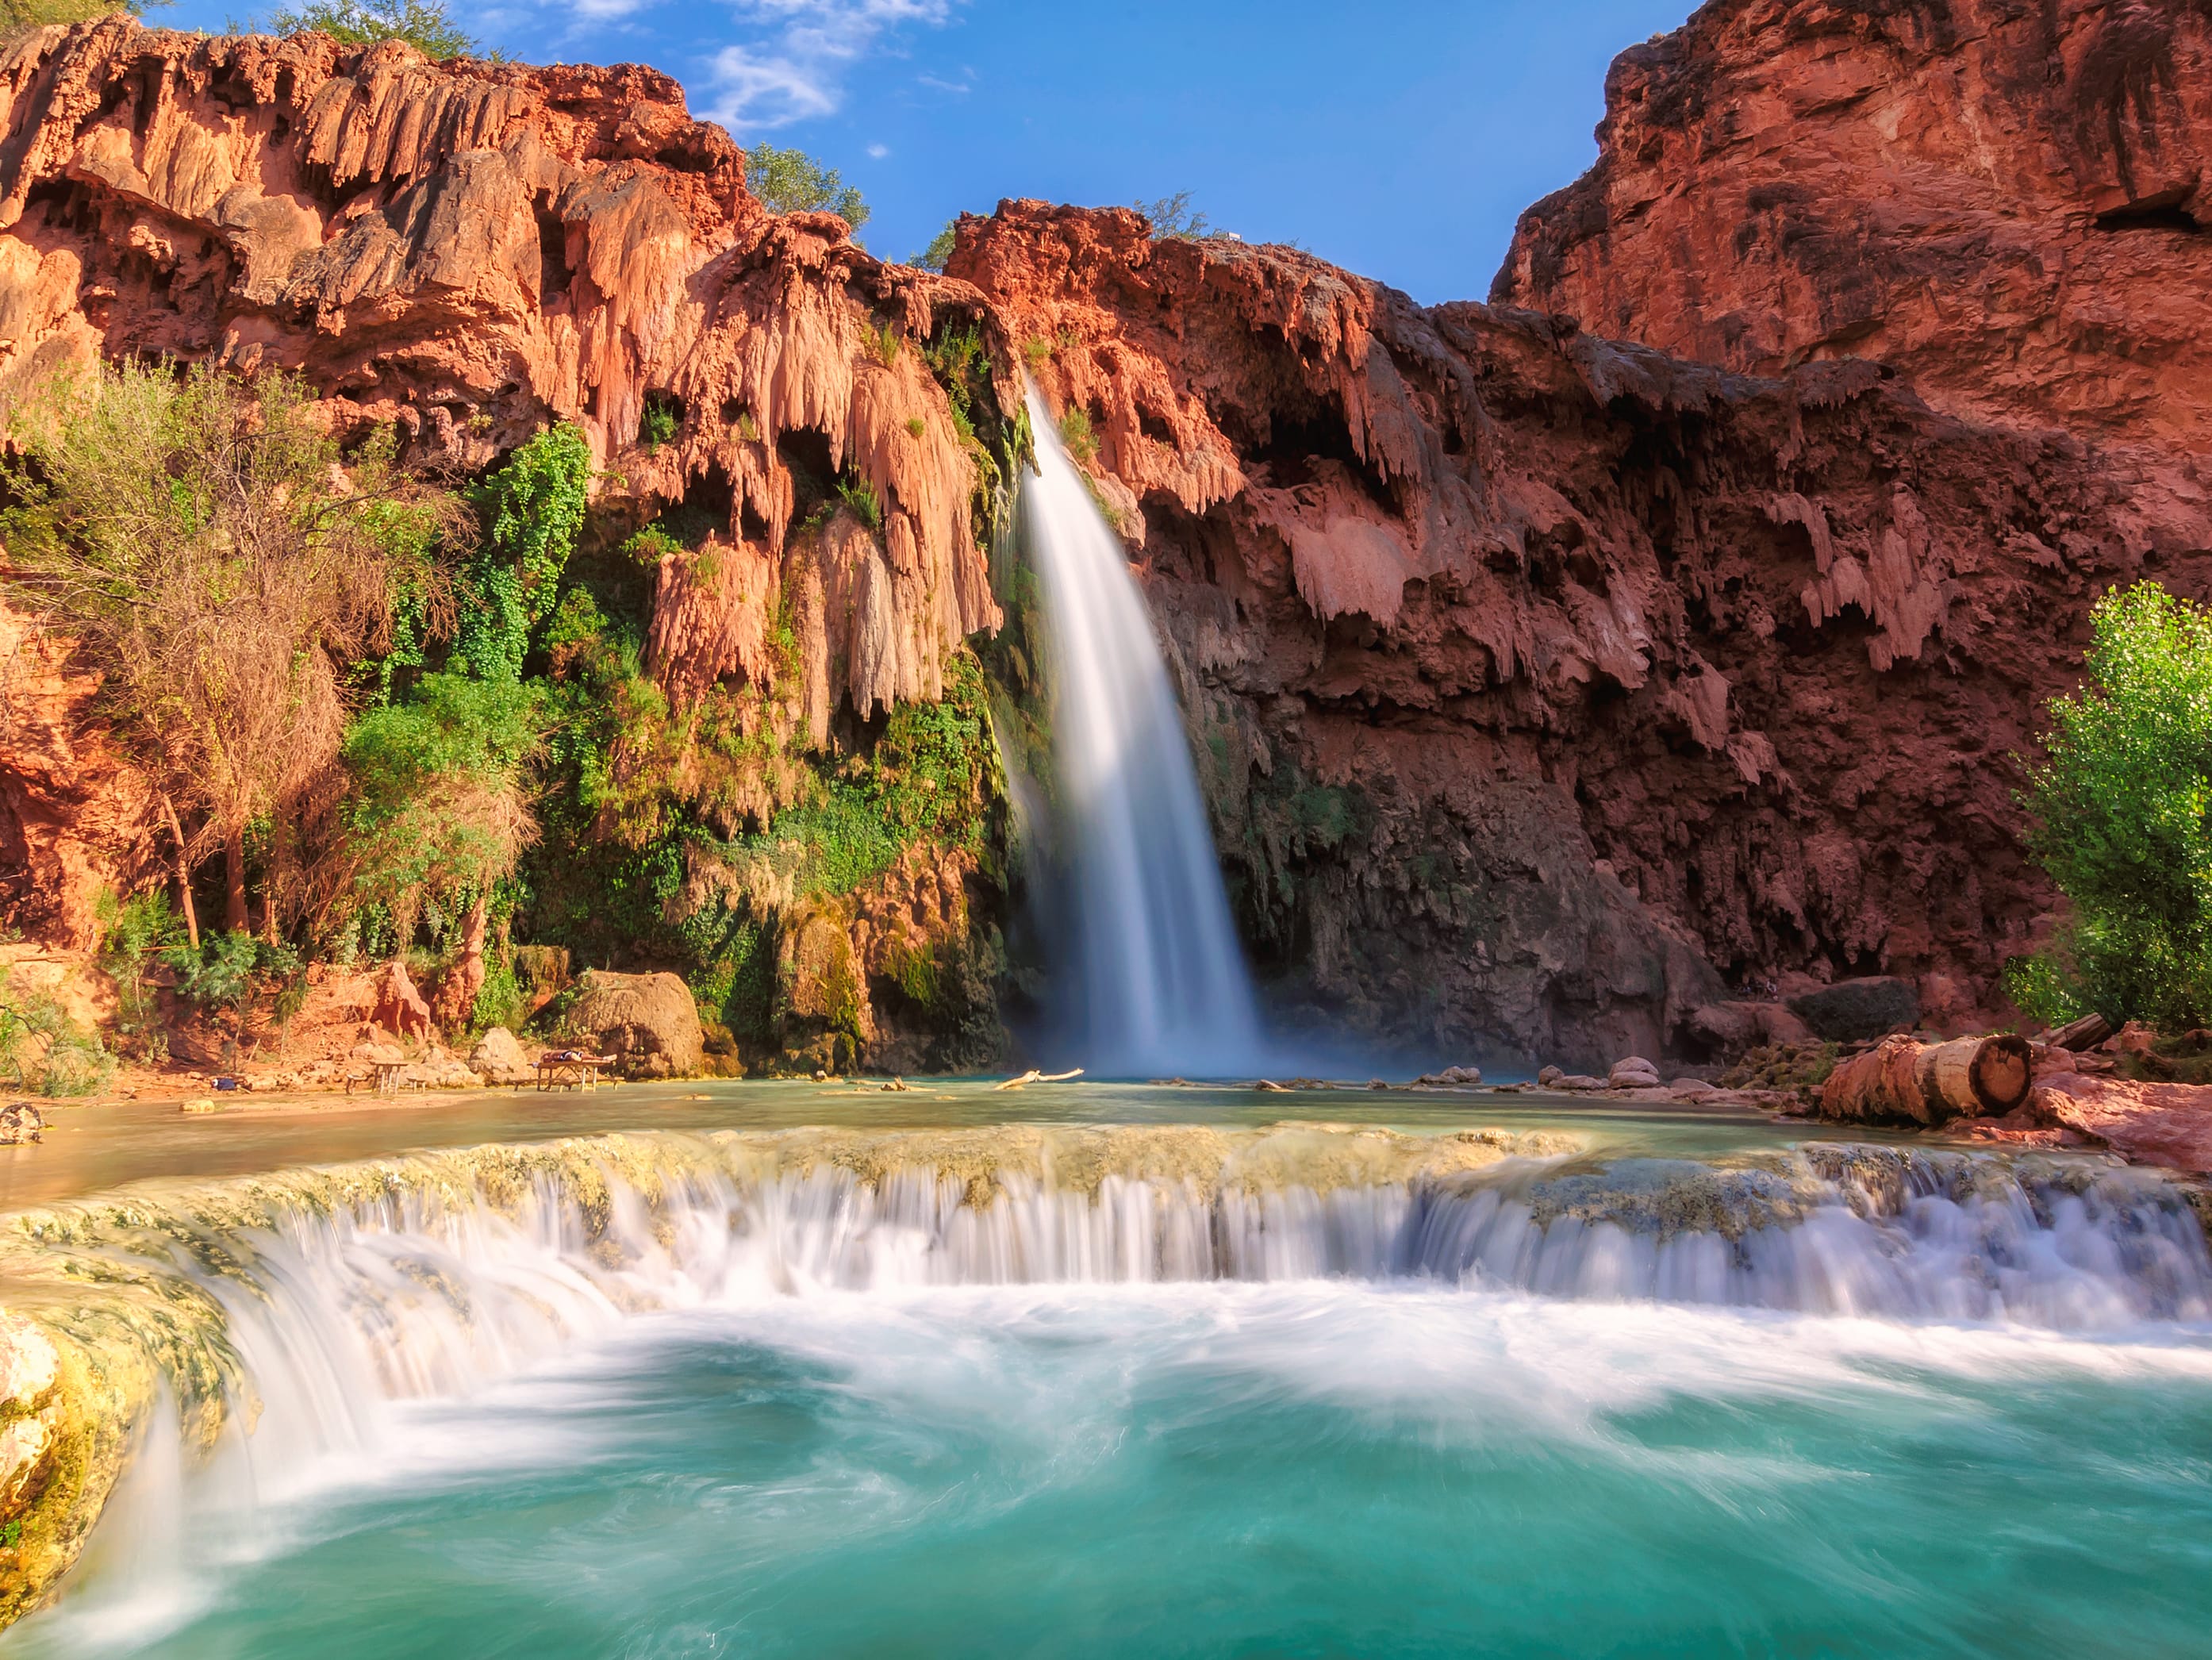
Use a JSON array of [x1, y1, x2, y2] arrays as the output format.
[[165, 0, 1695, 302]]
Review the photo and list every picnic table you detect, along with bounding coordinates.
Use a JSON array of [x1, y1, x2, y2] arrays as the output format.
[[536, 1051, 616, 1091]]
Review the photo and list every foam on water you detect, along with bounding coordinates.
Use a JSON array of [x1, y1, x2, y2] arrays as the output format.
[[9, 1133, 2212, 1653]]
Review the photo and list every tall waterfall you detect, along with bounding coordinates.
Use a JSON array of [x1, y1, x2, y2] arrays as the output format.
[[1020, 386, 1266, 1077]]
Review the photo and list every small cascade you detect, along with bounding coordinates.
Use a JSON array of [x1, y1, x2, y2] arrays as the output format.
[[8, 1128, 2211, 1635], [1018, 385, 1266, 1077]]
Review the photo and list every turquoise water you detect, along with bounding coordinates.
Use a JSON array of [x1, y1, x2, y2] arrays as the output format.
[[29, 1282, 2212, 1658], [6, 1103, 2207, 1658]]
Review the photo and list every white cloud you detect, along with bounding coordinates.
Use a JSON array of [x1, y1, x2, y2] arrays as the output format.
[[866, 142, 889, 159], [701, 0, 956, 133]]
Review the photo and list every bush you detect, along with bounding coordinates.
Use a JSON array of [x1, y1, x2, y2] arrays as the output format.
[[263, 0, 478, 57], [0, 968, 115, 1098], [743, 144, 869, 231], [2020, 581, 2212, 1029], [1135, 190, 1211, 241], [911, 221, 958, 272]]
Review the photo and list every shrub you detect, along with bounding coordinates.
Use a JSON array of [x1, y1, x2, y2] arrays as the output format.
[[2019, 581, 2212, 1028], [911, 221, 958, 272], [1020, 336, 1051, 371], [638, 393, 681, 452], [263, 0, 479, 57], [835, 478, 883, 531], [0, 968, 115, 1097], [1135, 190, 1211, 241], [458, 423, 592, 683], [96, 889, 185, 1034], [1058, 407, 1098, 466], [743, 144, 869, 231]]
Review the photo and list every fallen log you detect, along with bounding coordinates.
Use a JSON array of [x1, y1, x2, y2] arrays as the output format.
[[1818, 1033, 2034, 1125], [991, 1067, 1085, 1092], [2043, 1011, 2114, 1052]]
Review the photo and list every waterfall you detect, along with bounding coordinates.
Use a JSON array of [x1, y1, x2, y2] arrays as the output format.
[[1020, 385, 1266, 1077]]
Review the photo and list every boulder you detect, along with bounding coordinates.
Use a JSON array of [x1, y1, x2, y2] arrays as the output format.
[[1688, 1001, 1815, 1055], [1786, 977, 1919, 1043], [371, 959, 434, 1040], [468, 1026, 536, 1086], [1554, 1074, 1608, 1091], [1538, 1066, 1565, 1086], [1608, 1056, 1661, 1089], [1413, 1064, 1484, 1087], [566, 970, 704, 1078], [0, 1103, 44, 1144], [1666, 1078, 1720, 1101]]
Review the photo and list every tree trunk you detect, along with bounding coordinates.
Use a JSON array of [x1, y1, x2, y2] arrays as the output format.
[[448, 893, 490, 1028], [2045, 1011, 2114, 1051], [263, 809, 288, 943], [159, 793, 200, 950], [224, 822, 248, 935], [1819, 1033, 2034, 1124]]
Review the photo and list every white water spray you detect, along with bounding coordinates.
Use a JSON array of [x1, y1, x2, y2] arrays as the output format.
[[1020, 386, 1265, 1076]]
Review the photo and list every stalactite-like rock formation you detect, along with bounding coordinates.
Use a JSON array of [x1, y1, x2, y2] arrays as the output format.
[[952, 198, 2210, 1060], [0, 18, 1000, 943]]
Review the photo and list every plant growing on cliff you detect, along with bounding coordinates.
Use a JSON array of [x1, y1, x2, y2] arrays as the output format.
[[261, 0, 479, 58], [743, 144, 870, 232], [2019, 580, 2212, 1029], [911, 221, 958, 272], [457, 423, 592, 683], [1, 360, 462, 936], [1135, 191, 1212, 241]]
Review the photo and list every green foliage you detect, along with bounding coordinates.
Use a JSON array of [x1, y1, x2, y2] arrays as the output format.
[[471, 946, 528, 1033], [835, 478, 883, 531], [160, 930, 302, 1043], [0, 967, 115, 1098], [342, 672, 541, 943], [1135, 190, 1212, 240], [458, 424, 592, 683], [263, 0, 478, 56], [1020, 336, 1051, 371], [3, 0, 149, 29], [904, 417, 927, 439], [911, 221, 958, 272], [2001, 955, 2084, 1028], [743, 144, 870, 230], [2020, 581, 2212, 1028], [1058, 406, 1098, 466], [866, 320, 902, 367], [638, 393, 681, 452], [96, 888, 185, 1032]]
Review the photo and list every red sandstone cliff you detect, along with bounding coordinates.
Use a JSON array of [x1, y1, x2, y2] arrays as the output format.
[[0, 18, 1000, 948], [1493, 0, 2212, 478], [5, 16, 2208, 1065], [952, 199, 2206, 1058]]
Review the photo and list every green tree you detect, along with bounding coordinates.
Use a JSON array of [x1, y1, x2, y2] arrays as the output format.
[[744, 144, 870, 231], [2, 360, 459, 936], [911, 220, 958, 272], [455, 423, 592, 683], [1135, 190, 1210, 240], [263, 0, 476, 56], [2021, 580, 2212, 1028], [340, 672, 541, 1005]]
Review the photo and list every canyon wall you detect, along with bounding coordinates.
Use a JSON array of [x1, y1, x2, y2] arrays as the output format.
[[2, 13, 2207, 1067], [1493, 0, 2212, 472], [951, 197, 2206, 1061]]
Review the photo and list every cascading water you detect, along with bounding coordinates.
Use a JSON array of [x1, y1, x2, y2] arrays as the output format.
[[11, 1127, 2212, 1654], [1020, 386, 1266, 1077]]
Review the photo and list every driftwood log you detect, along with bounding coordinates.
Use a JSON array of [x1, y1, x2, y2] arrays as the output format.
[[2043, 1011, 2114, 1051], [1818, 1033, 2035, 1125]]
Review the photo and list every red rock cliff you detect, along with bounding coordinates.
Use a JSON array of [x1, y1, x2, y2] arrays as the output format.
[[0, 19, 1001, 944], [954, 198, 2206, 1060], [1493, 0, 2212, 475]]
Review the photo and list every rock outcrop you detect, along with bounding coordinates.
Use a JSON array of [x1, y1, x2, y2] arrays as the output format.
[[950, 196, 2201, 1062], [1493, 0, 2212, 476], [0, 18, 1003, 939], [564, 968, 701, 1076]]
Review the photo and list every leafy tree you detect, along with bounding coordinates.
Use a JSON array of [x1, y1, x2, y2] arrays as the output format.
[[743, 144, 870, 231], [339, 672, 540, 1001], [911, 221, 958, 272], [96, 888, 186, 1039], [2020, 580, 2212, 1028], [263, 0, 477, 57], [455, 423, 592, 683], [2, 360, 461, 936], [1135, 190, 1211, 241]]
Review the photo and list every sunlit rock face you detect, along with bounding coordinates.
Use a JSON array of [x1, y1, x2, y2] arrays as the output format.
[[951, 198, 2206, 1065], [0, 19, 1002, 971], [1493, 0, 2212, 466]]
